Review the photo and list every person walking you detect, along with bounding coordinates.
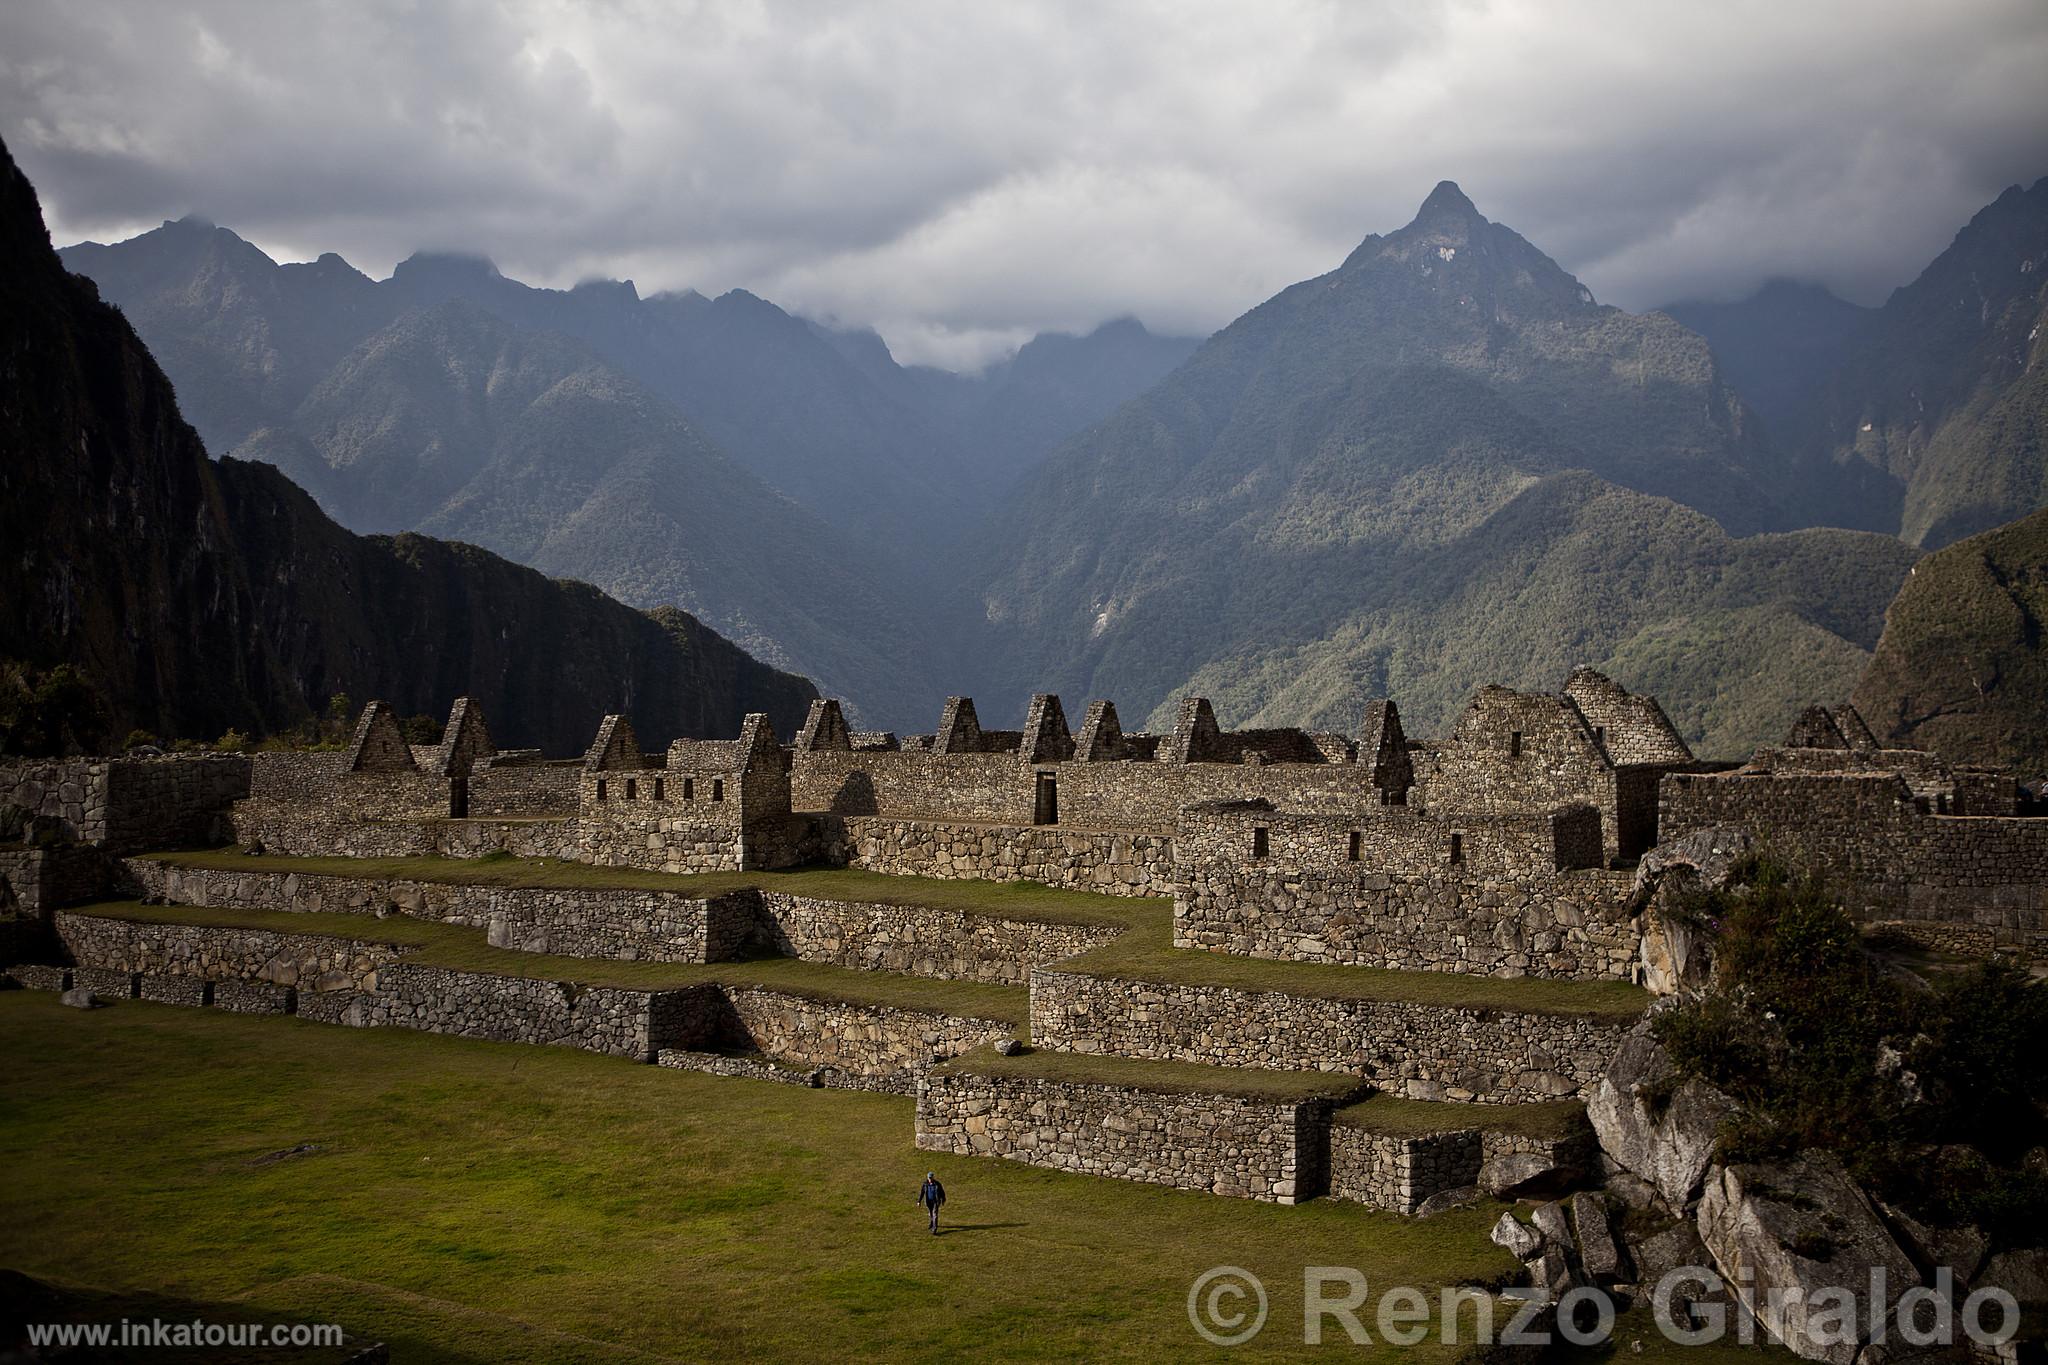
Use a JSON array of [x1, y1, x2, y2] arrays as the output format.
[[917, 1170, 946, 1235]]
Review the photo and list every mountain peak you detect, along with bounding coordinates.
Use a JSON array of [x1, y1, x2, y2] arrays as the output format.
[[1414, 180, 1482, 224], [390, 251, 503, 285]]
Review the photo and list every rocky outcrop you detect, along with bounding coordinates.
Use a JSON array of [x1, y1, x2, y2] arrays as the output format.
[[1586, 1017, 1737, 1206], [1694, 1153, 1919, 1364], [1628, 825, 1755, 994]]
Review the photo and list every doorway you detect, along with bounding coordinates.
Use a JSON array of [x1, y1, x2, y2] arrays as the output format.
[[1033, 772, 1058, 826]]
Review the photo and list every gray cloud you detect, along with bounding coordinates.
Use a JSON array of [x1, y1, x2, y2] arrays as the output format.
[[4, 0, 2045, 368]]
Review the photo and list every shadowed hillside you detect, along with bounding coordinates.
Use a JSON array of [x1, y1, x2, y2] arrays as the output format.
[[1854, 506, 2048, 773], [0, 137, 815, 753]]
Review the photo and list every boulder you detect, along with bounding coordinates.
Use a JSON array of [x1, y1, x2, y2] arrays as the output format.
[[1628, 1219, 1710, 1288], [1528, 1245, 1578, 1296], [1413, 1185, 1479, 1219], [1604, 1172, 1664, 1212], [1573, 1191, 1629, 1282], [1531, 1200, 1575, 1250], [1977, 1248, 2048, 1308], [994, 1039, 1025, 1057], [1587, 1018, 1737, 1208], [58, 988, 100, 1009], [1480, 1150, 1580, 1201], [1695, 1153, 1920, 1364], [1491, 1212, 1544, 1260], [1881, 1202, 1987, 1284]]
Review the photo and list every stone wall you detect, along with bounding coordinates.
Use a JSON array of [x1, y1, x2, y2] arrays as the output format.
[[1866, 918, 2048, 964], [121, 858, 750, 964], [792, 750, 1032, 822], [1, 755, 249, 849], [53, 910, 406, 992], [1417, 688, 1631, 863], [125, 858, 1118, 979], [1661, 772, 2048, 927], [915, 1066, 1332, 1201], [833, 816, 1171, 896], [1028, 968, 1632, 1103], [352, 964, 719, 1061], [1172, 805, 1635, 979], [248, 753, 347, 802], [227, 807, 579, 861], [0, 846, 108, 915], [751, 892, 1120, 985], [1327, 1123, 1483, 1214], [791, 747, 1394, 834], [468, 763, 580, 816], [577, 768, 749, 873], [721, 987, 1014, 1092]]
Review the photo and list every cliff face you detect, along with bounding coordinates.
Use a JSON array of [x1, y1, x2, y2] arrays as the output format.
[[0, 138, 815, 754], [1853, 506, 2048, 773]]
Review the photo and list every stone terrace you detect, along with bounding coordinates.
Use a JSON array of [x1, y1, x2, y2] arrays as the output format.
[[6, 677, 2042, 1212]]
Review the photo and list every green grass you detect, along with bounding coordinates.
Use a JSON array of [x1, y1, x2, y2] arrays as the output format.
[[128, 849, 1653, 1021], [0, 991, 1535, 1363], [142, 850, 1152, 928], [1056, 913, 1650, 1021], [937, 1045, 1367, 1103], [61, 901, 1029, 1025], [1329, 1094, 1587, 1139]]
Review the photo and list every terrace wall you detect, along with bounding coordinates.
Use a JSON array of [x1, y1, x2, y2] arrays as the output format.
[[53, 910, 406, 992], [352, 964, 722, 1061], [120, 858, 750, 963], [1028, 968, 1630, 1104], [750, 892, 1121, 985], [1327, 1124, 1483, 1214], [0, 846, 108, 915], [721, 988, 1014, 1093], [1171, 807, 1635, 979], [915, 1067, 1333, 1202]]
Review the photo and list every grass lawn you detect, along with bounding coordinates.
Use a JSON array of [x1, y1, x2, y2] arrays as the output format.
[[1060, 914, 1651, 1021], [936, 1045, 1367, 1103], [1330, 1094, 1588, 1139], [0, 992, 1533, 1363], [61, 902, 1029, 1025], [142, 851, 1150, 928]]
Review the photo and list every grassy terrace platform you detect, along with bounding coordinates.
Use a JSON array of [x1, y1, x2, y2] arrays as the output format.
[[142, 850, 1151, 928], [60, 901, 1028, 1025], [0, 992, 1546, 1363], [935, 1045, 1367, 1103], [1330, 1094, 1588, 1139], [1052, 915, 1650, 1021]]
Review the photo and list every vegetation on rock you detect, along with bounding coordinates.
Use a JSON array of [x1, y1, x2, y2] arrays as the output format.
[[1653, 859, 2048, 1245]]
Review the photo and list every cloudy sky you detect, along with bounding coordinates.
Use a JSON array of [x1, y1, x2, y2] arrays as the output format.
[[4, 1, 2046, 369]]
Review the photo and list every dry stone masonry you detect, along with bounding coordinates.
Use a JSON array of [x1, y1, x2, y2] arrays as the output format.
[[8, 675, 2044, 1238]]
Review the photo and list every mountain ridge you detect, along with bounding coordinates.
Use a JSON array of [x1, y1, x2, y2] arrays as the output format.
[[961, 182, 1922, 755], [1, 137, 816, 754]]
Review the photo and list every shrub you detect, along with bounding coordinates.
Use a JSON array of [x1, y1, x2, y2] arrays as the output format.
[[0, 661, 107, 757], [1650, 859, 2047, 1241]]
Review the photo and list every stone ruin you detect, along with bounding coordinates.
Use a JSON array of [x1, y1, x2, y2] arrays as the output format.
[[4, 668, 2044, 1360]]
